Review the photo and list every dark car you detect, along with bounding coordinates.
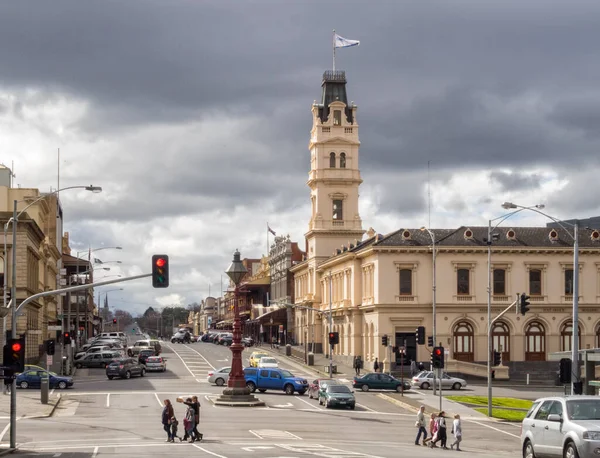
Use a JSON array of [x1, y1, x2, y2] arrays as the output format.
[[241, 337, 254, 347], [16, 370, 73, 390], [308, 378, 342, 399], [75, 351, 122, 369], [220, 335, 232, 346], [352, 373, 410, 392], [138, 349, 156, 365], [319, 384, 356, 410], [106, 358, 146, 380]]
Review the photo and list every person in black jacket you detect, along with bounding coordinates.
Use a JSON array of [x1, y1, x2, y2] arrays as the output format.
[[177, 395, 202, 441]]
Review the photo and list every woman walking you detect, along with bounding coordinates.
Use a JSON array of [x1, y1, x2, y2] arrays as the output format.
[[451, 414, 462, 451], [431, 411, 448, 449], [428, 412, 438, 448], [161, 399, 175, 442]]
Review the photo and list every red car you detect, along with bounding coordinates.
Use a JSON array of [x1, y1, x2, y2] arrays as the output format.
[[307, 378, 342, 399]]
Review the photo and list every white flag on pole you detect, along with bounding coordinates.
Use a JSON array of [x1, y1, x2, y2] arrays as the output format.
[[334, 33, 360, 49]]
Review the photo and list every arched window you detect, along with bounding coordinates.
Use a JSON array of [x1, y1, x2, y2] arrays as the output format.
[[525, 321, 546, 361], [453, 321, 474, 362], [560, 321, 581, 352], [340, 152, 346, 168], [329, 152, 336, 168], [332, 200, 343, 220], [492, 321, 510, 362]]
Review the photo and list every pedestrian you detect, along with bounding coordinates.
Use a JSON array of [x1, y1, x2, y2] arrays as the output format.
[[373, 358, 379, 373], [178, 395, 203, 441], [353, 356, 360, 376], [415, 405, 429, 446], [410, 360, 417, 376], [181, 399, 196, 443], [431, 411, 448, 449], [418, 362, 425, 372], [171, 417, 180, 442], [161, 399, 175, 442], [428, 413, 438, 448], [451, 414, 462, 451]]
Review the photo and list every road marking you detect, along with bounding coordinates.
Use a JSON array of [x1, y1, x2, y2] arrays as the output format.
[[249, 430, 301, 440], [177, 344, 216, 370], [297, 397, 323, 411], [276, 443, 384, 457], [356, 403, 376, 412], [272, 402, 294, 408], [0, 419, 14, 442], [241, 446, 274, 451], [50, 389, 55, 395], [62, 391, 213, 396], [465, 419, 520, 439], [106, 393, 110, 408], [92, 446, 99, 458], [154, 393, 163, 407], [192, 444, 229, 457]]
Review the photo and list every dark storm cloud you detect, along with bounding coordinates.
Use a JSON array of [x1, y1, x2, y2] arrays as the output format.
[[489, 171, 543, 192]]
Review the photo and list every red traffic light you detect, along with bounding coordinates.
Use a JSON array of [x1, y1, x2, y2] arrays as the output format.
[[11, 342, 22, 352], [64, 332, 70, 338], [434, 348, 442, 356], [329, 332, 334, 338], [113, 319, 117, 324], [156, 257, 166, 267]]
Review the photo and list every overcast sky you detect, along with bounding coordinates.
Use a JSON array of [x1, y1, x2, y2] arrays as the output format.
[[3, 0, 600, 316]]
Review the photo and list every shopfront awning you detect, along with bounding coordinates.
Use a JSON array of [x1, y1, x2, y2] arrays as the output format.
[[248, 304, 287, 323], [244, 277, 270, 286]]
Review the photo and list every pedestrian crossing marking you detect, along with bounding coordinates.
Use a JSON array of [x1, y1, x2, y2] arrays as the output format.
[[249, 429, 302, 440], [276, 443, 383, 457]]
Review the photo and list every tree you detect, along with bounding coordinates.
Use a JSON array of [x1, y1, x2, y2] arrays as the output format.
[[114, 309, 133, 330]]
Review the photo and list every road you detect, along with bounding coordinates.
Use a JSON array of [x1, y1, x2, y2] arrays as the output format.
[[1, 340, 523, 457]]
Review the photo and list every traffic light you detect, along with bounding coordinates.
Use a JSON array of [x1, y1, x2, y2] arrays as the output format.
[[113, 319, 117, 324], [63, 332, 71, 345], [381, 335, 388, 347], [46, 339, 55, 356], [328, 332, 339, 346], [520, 293, 531, 316], [492, 350, 501, 367], [559, 358, 572, 384], [432, 346, 444, 369], [416, 326, 425, 345], [152, 255, 169, 288], [427, 336, 434, 347], [3, 338, 25, 373]]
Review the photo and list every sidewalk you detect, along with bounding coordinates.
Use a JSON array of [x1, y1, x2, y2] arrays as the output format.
[[0, 390, 61, 419]]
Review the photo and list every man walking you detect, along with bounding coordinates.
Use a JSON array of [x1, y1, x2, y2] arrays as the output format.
[[415, 405, 429, 446], [177, 395, 202, 441]]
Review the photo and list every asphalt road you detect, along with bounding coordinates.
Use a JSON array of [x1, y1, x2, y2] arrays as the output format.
[[2, 340, 523, 457]]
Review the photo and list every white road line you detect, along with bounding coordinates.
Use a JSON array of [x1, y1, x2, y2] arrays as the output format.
[[0, 420, 11, 443], [50, 388, 55, 395], [92, 446, 99, 457], [179, 344, 216, 370], [106, 393, 110, 408], [61, 391, 213, 396], [166, 346, 202, 380], [192, 444, 229, 457], [297, 396, 323, 411], [356, 403, 376, 412], [465, 419, 520, 439], [154, 393, 163, 407]]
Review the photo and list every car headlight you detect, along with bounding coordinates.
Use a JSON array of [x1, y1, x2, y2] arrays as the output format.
[[583, 431, 600, 440]]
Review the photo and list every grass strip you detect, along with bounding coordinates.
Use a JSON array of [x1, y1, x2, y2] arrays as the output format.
[[474, 407, 527, 422], [446, 395, 533, 409]]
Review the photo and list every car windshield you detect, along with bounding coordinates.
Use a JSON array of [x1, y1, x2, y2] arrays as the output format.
[[280, 370, 294, 378], [567, 399, 600, 420], [261, 358, 277, 364], [328, 385, 351, 393]]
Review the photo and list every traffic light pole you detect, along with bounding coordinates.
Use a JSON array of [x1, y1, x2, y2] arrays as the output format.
[[329, 271, 333, 379], [7, 272, 151, 450]]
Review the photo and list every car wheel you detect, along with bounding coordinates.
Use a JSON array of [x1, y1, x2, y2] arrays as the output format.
[[246, 382, 256, 393], [452, 382, 462, 390], [124, 371, 131, 379], [523, 440, 536, 458], [75, 363, 82, 369], [284, 384, 294, 395], [101, 363, 107, 369], [215, 378, 225, 386], [361, 384, 369, 392], [350, 405, 355, 410], [421, 382, 430, 390], [58, 381, 67, 389], [563, 441, 579, 458], [141, 368, 146, 377], [19, 381, 28, 389], [396, 385, 403, 393], [298, 391, 306, 396], [107, 376, 113, 380], [326, 402, 330, 409], [258, 389, 267, 393]]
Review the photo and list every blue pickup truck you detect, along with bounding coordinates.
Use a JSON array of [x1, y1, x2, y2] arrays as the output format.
[[244, 367, 308, 395]]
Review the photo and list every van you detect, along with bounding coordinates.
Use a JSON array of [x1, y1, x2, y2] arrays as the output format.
[[75, 351, 123, 369], [98, 332, 128, 344]]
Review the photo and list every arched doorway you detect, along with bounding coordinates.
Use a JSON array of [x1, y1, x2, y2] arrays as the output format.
[[560, 321, 581, 352], [492, 321, 510, 362], [453, 321, 474, 362], [525, 321, 546, 361]]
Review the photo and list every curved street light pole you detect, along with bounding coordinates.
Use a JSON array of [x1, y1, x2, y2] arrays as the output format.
[[420, 227, 438, 398]]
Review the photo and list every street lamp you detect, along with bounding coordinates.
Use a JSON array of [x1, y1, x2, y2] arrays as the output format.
[[214, 250, 264, 406], [4, 184, 101, 450], [502, 202, 580, 396], [420, 227, 439, 401]]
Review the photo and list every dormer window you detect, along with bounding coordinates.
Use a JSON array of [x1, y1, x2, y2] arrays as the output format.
[[340, 152, 346, 168], [333, 110, 341, 126], [332, 200, 343, 220], [329, 152, 336, 168]]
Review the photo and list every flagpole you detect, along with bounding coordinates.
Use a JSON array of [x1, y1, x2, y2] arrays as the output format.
[[267, 222, 269, 257], [332, 29, 336, 71]]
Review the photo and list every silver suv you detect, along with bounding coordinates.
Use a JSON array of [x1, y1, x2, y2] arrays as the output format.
[[522, 395, 600, 458]]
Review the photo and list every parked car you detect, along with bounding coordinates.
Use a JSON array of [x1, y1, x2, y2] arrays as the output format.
[[207, 367, 231, 386], [128, 340, 161, 357], [75, 351, 122, 369], [257, 357, 279, 368], [308, 378, 342, 399], [241, 337, 254, 347], [521, 395, 600, 458], [106, 358, 146, 379], [171, 331, 191, 344], [144, 356, 167, 372], [75, 345, 115, 360], [219, 334, 232, 346], [249, 351, 270, 368], [244, 367, 308, 395], [410, 371, 467, 390], [352, 373, 410, 392], [80, 340, 122, 352], [16, 370, 73, 390], [97, 332, 128, 344], [318, 384, 356, 410], [138, 349, 156, 365]]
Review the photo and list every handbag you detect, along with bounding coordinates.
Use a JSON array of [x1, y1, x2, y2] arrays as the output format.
[[415, 420, 420, 427]]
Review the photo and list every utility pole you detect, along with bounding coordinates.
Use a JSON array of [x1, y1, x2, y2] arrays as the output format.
[[329, 271, 333, 379]]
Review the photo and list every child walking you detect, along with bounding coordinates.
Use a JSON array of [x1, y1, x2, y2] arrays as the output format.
[[451, 414, 462, 451]]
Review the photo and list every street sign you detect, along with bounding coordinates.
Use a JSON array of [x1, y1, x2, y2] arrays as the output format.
[[46, 355, 53, 366], [59, 279, 67, 286]]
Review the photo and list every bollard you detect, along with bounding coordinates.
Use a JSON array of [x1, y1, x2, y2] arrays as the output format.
[[40, 376, 49, 404], [285, 344, 291, 357], [527, 373, 530, 385], [307, 352, 314, 366]]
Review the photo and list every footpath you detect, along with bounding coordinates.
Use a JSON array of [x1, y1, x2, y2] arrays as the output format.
[[0, 389, 60, 419], [257, 345, 491, 421]]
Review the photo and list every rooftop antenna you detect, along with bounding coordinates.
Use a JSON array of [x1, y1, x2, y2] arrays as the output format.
[[428, 160, 431, 229]]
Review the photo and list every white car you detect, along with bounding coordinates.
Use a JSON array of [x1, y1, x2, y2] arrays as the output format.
[[144, 356, 166, 372], [207, 367, 231, 386], [257, 357, 279, 368]]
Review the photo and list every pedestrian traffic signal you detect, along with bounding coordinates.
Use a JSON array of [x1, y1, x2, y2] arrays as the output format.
[[520, 293, 531, 316], [328, 332, 339, 346], [381, 335, 388, 347], [63, 332, 71, 345], [416, 326, 425, 345], [46, 339, 56, 356], [427, 336, 434, 347], [152, 255, 169, 288], [432, 346, 444, 369], [559, 358, 572, 384], [3, 338, 25, 373], [492, 350, 501, 367]]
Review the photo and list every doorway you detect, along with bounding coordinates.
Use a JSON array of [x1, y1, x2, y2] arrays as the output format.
[[394, 332, 417, 366]]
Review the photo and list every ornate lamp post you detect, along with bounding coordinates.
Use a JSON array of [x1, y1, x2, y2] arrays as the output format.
[[214, 250, 264, 406]]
